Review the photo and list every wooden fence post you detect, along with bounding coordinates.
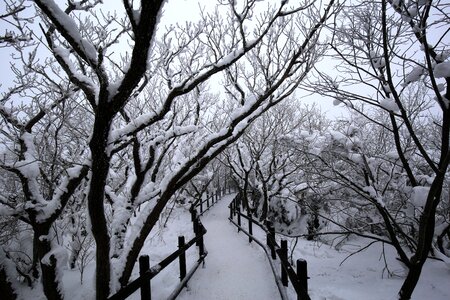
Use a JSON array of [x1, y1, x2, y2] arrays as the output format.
[[193, 217, 200, 246], [297, 259, 308, 299], [178, 236, 186, 283], [237, 209, 241, 231], [139, 255, 151, 300], [200, 199, 203, 214], [199, 235, 205, 259], [229, 203, 233, 220], [197, 222, 205, 259], [206, 192, 210, 209], [280, 240, 288, 287], [266, 221, 276, 260], [248, 210, 253, 243], [191, 207, 197, 222]]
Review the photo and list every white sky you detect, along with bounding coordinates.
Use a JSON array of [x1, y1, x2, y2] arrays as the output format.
[[0, 0, 343, 118], [5, 0, 439, 121]]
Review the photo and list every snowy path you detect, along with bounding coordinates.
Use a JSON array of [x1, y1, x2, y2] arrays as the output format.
[[178, 194, 280, 300]]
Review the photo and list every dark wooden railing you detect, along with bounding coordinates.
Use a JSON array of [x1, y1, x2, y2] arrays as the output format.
[[228, 194, 311, 300], [193, 186, 231, 216], [108, 187, 235, 300], [108, 210, 206, 300]]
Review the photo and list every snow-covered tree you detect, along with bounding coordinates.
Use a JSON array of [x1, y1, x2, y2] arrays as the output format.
[[0, 0, 34, 47], [223, 101, 328, 226], [303, 0, 450, 298], [0, 0, 337, 299]]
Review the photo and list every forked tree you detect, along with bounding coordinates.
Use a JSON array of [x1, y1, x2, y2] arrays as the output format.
[[0, 0, 337, 299], [302, 0, 449, 298]]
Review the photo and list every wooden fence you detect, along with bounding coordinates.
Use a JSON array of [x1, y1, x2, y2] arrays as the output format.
[[193, 186, 232, 217], [108, 187, 234, 300], [228, 194, 311, 300]]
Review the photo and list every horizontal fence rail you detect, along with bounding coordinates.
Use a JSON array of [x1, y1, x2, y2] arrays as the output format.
[[193, 186, 233, 217], [108, 217, 207, 300], [228, 194, 311, 300], [108, 187, 235, 300]]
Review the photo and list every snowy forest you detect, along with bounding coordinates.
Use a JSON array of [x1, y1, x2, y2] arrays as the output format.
[[0, 0, 449, 299]]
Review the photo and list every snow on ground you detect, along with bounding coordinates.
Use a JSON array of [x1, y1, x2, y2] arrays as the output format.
[[290, 238, 449, 300], [238, 212, 450, 300], [30, 193, 450, 300], [60, 199, 204, 300], [177, 194, 280, 300]]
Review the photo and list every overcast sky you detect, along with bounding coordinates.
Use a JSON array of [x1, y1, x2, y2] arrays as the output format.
[[0, 0, 346, 118]]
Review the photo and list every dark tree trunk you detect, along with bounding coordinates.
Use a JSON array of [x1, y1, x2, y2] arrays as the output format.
[[398, 264, 423, 300], [399, 173, 445, 299], [0, 266, 17, 300], [88, 113, 113, 300], [35, 225, 63, 300], [118, 193, 170, 286], [242, 172, 250, 210]]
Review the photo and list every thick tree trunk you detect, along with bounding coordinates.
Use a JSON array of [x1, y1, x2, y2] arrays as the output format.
[[399, 173, 445, 299], [118, 195, 170, 286], [398, 264, 423, 300], [88, 114, 113, 300], [35, 226, 63, 300], [0, 266, 17, 300]]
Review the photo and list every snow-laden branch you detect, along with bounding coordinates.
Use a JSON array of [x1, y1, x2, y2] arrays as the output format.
[[34, 0, 98, 65], [109, 124, 198, 154], [51, 45, 98, 105], [15, 132, 46, 206], [36, 163, 89, 223]]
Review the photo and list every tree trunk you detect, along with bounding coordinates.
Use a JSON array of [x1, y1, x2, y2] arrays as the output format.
[[399, 173, 445, 299], [88, 114, 113, 300], [35, 226, 63, 300], [260, 180, 269, 221], [398, 264, 423, 300], [118, 192, 173, 287], [242, 173, 250, 210], [0, 266, 17, 300]]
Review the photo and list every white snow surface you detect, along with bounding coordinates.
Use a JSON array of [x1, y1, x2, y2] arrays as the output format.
[[434, 61, 450, 78], [380, 97, 400, 112], [177, 195, 280, 300], [21, 194, 450, 300]]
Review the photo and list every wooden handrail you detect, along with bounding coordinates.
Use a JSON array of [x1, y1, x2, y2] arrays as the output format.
[[229, 195, 311, 300], [228, 217, 289, 300], [194, 187, 232, 216], [109, 188, 235, 300], [167, 253, 207, 300], [108, 228, 207, 300]]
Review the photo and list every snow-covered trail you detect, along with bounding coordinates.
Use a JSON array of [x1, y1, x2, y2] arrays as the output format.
[[178, 194, 280, 300]]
